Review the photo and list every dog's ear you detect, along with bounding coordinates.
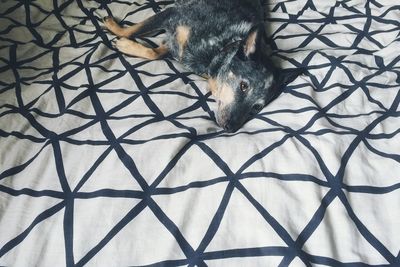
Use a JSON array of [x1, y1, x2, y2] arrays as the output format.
[[237, 25, 264, 61]]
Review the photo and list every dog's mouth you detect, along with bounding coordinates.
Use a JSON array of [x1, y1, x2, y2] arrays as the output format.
[[215, 104, 249, 133], [215, 104, 233, 132], [217, 117, 240, 133]]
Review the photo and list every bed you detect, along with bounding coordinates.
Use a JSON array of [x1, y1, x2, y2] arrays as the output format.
[[1, 0, 399, 266]]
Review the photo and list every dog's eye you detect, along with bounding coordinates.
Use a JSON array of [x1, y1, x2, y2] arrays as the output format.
[[240, 81, 249, 92]]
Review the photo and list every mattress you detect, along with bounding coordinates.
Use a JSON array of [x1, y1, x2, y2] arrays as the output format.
[[1, 0, 399, 266]]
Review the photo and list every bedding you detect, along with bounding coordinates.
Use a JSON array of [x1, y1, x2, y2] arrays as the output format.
[[1, 0, 400, 266]]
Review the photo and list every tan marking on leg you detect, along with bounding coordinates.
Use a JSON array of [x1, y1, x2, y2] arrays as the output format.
[[114, 37, 168, 60], [104, 17, 144, 38], [153, 45, 169, 58], [176, 25, 191, 60]]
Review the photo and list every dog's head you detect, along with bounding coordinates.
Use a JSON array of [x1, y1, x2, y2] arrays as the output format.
[[208, 26, 301, 132]]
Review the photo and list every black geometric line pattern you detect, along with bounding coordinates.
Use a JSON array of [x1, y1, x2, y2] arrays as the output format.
[[1, 0, 400, 266]]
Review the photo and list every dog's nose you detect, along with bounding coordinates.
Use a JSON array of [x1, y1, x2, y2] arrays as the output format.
[[223, 124, 232, 132], [223, 122, 236, 133]]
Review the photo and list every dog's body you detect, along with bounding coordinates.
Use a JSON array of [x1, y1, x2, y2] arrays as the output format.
[[104, 0, 289, 132]]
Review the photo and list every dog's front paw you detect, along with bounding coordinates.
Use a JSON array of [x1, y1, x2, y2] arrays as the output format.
[[103, 16, 118, 31], [112, 37, 135, 54], [111, 38, 118, 48], [103, 16, 113, 23], [103, 16, 111, 22]]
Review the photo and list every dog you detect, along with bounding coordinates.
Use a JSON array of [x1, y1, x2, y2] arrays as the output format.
[[104, 0, 299, 132]]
